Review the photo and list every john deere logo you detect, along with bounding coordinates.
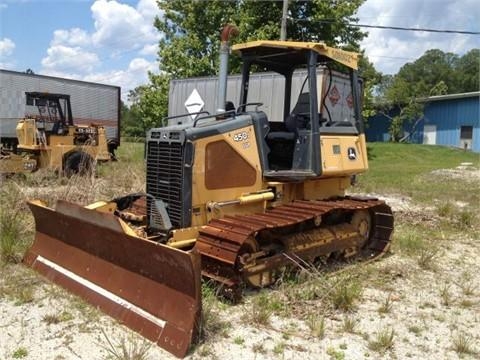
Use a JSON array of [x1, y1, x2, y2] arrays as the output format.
[[347, 147, 357, 160]]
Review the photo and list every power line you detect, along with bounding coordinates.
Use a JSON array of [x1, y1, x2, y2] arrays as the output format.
[[292, 19, 480, 35], [351, 23, 479, 35]]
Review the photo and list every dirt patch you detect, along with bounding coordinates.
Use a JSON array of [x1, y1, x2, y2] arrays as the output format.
[[430, 164, 480, 183]]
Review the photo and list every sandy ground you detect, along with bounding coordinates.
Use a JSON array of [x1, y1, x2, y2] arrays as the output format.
[[1, 183, 479, 359]]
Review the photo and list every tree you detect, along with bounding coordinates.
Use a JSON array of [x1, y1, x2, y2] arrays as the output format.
[[358, 54, 382, 120], [155, 0, 367, 78], [127, 73, 171, 134], [376, 75, 425, 142], [122, 0, 370, 137], [375, 48, 479, 142], [455, 49, 480, 93]]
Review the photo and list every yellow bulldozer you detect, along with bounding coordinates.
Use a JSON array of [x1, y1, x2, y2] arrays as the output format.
[[0, 92, 112, 175], [24, 28, 393, 358]]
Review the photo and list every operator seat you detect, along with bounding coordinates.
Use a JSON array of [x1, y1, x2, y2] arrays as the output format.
[[267, 92, 310, 141], [285, 92, 310, 133]]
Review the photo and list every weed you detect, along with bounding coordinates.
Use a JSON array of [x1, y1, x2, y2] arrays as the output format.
[[243, 291, 274, 325], [197, 344, 214, 358], [456, 209, 475, 230], [326, 346, 345, 360], [42, 311, 73, 325], [43, 314, 61, 325], [395, 231, 425, 256], [330, 279, 362, 311], [408, 325, 422, 336], [0, 267, 39, 305], [99, 329, 151, 360], [418, 248, 439, 270], [436, 202, 455, 217], [60, 311, 74, 321], [459, 298, 476, 308], [12, 347, 28, 359], [252, 342, 266, 354], [199, 283, 230, 339], [13, 287, 34, 305], [233, 336, 244, 345], [378, 294, 393, 314], [440, 283, 453, 306], [342, 315, 358, 333], [451, 332, 476, 356], [459, 281, 475, 296], [305, 314, 325, 339], [368, 327, 395, 353], [273, 342, 286, 355], [0, 183, 32, 264]]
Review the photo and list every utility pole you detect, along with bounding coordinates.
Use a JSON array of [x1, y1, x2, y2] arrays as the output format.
[[280, 0, 289, 40]]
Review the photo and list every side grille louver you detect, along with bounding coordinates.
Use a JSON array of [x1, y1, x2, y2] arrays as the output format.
[[146, 140, 184, 229]]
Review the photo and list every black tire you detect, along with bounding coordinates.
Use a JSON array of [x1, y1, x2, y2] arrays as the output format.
[[64, 151, 93, 177]]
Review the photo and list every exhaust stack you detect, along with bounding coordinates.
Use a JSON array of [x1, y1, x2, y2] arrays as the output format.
[[217, 25, 239, 114]]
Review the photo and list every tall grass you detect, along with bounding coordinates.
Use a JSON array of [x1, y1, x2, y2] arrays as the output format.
[[0, 182, 33, 263], [0, 142, 145, 264]]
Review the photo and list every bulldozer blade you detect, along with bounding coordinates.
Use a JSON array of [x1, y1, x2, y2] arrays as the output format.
[[24, 200, 201, 358]]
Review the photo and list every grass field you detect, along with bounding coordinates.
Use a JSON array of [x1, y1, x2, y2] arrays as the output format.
[[0, 142, 479, 359]]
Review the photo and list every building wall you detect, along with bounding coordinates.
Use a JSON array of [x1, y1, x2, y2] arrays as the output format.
[[423, 97, 479, 151], [366, 95, 479, 152]]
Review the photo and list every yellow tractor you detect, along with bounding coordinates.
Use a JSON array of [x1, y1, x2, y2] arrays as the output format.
[[24, 30, 393, 358], [0, 92, 112, 175]]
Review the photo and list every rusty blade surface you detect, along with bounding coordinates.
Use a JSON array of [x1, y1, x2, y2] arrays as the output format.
[[24, 200, 201, 358]]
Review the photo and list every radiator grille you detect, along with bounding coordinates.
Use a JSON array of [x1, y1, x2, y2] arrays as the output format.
[[146, 140, 184, 228]]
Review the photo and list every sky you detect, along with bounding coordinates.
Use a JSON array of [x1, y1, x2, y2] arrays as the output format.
[[0, 0, 479, 102]]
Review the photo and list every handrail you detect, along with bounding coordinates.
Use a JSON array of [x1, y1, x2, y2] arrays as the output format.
[[236, 102, 263, 113], [193, 110, 237, 127], [162, 111, 210, 124]]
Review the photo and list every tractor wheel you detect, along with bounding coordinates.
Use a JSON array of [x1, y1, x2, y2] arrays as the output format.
[[64, 151, 93, 177]]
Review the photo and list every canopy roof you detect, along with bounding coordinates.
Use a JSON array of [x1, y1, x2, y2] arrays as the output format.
[[232, 40, 359, 70]]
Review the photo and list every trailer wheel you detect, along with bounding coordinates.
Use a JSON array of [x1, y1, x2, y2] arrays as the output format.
[[64, 151, 93, 177]]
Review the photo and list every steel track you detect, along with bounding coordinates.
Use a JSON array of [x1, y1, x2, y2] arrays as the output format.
[[196, 197, 394, 292]]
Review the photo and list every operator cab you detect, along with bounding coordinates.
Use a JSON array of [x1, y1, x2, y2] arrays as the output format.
[[232, 41, 363, 180], [26, 92, 73, 136]]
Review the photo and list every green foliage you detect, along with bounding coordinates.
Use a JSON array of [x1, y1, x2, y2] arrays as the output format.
[[374, 48, 478, 141], [120, 101, 143, 138], [123, 0, 369, 138], [125, 73, 171, 138], [330, 280, 362, 311], [455, 49, 480, 92], [0, 183, 31, 264], [12, 347, 28, 359], [156, 0, 367, 78], [327, 346, 346, 360], [368, 327, 395, 353], [306, 314, 325, 338], [199, 282, 230, 340]]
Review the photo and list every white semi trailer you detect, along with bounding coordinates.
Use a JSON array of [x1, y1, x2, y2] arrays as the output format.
[[168, 69, 359, 126], [0, 69, 121, 151]]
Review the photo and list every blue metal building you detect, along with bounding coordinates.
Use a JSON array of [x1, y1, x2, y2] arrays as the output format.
[[366, 92, 480, 152]]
